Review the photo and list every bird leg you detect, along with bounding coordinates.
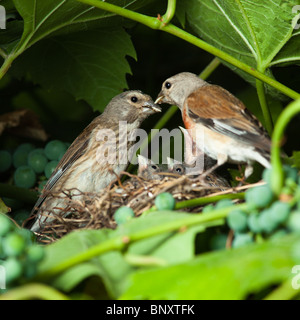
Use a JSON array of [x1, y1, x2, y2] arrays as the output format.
[[235, 163, 253, 185]]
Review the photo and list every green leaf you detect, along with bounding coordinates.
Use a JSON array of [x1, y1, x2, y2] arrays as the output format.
[[12, 0, 153, 52], [182, 0, 297, 87], [121, 234, 300, 300], [38, 228, 134, 297], [37, 211, 221, 297], [271, 30, 300, 66], [10, 28, 137, 111]]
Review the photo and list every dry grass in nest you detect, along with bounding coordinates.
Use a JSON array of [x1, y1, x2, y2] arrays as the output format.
[[35, 172, 261, 244]]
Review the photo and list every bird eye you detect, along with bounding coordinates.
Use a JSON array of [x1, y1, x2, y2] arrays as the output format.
[[131, 96, 138, 103], [151, 165, 158, 170], [165, 82, 172, 89], [176, 167, 182, 173]]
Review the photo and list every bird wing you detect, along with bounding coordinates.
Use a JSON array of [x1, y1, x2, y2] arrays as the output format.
[[31, 119, 98, 214], [185, 85, 271, 152]]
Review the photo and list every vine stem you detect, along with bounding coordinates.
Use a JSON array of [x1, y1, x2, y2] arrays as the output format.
[[162, 0, 176, 24], [256, 79, 273, 134], [271, 98, 300, 195], [0, 283, 70, 300], [77, 0, 300, 101]]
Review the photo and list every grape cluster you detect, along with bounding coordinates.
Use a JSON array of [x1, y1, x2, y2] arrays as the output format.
[[0, 214, 45, 288], [226, 166, 300, 248], [0, 140, 69, 225]]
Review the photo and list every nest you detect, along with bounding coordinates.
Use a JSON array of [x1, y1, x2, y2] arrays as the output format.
[[35, 172, 254, 244]]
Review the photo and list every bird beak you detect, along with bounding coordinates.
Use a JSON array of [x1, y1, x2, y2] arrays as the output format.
[[155, 91, 165, 104], [142, 101, 161, 113]]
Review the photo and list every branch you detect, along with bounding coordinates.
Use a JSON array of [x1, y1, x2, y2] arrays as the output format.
[[77, 0, 300, 101]]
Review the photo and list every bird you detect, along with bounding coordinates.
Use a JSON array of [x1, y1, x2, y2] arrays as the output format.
[[166, 156, 230, 189], [28, 90, 161, 232], [155, 72, 271, 180], [137, 155, 167, 181]]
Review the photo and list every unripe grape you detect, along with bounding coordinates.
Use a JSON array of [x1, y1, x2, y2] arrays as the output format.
[[155, 192, 176, 211]]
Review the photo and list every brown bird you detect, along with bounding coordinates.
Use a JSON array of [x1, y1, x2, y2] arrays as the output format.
[[155, 72, 271, 179], [29, 91, 161, 232]]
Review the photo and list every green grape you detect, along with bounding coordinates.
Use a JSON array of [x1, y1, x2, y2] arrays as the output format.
[[3, 233, 26, 256], [258, 209, 278, 234], [14, 165, 36, 189], [13, 143, 35, 168], [210, 233, 227, 250], [0, 214, 12, 236], [114, 206, 135, 225], [287, 211, 300, 232], [44, 140, 67, 161], [13, 209, 30, 227], [0, 150, 12, 172], [215, 199, 233, 210], [232, 233, 253, 248], [44, 160, 58, 179], [227, 209, 248, 232], [247, 213, 262, 234], [202, 204, 214, 214], [245, 185, 273, 209], [2, 257, 23, 283], [155, 192, 176, 210], [13, 149, 29, 168], [27, 149, 48, 173], [16, 228, 35, 245], [27, 245, 45, 263], [58, 150, 66, 161], [269, 201, 290, 225], [16, 143, 35, 153]]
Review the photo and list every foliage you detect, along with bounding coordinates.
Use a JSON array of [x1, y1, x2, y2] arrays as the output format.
[[1, 0, 300, 300]]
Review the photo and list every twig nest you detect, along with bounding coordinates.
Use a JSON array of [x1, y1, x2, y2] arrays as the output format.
[[35, 172, 230, 243]]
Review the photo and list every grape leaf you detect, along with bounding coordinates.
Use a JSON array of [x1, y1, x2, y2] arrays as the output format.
[[10, 28, 137, 111], [12, 0, 154, 52], [2, 0, 155, 110], [121, 234, 300, 300], [271, 30, 300, 66], [181, 0, 298, 89], [38, 211, 219, 297]]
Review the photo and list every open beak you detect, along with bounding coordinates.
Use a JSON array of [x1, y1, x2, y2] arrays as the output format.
[[143, 101, 161, 113], [155, 91, 165, 104]]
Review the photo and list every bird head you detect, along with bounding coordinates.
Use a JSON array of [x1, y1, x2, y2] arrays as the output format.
[[155, 72, 207, 109], [105, 90, 161, 122]]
